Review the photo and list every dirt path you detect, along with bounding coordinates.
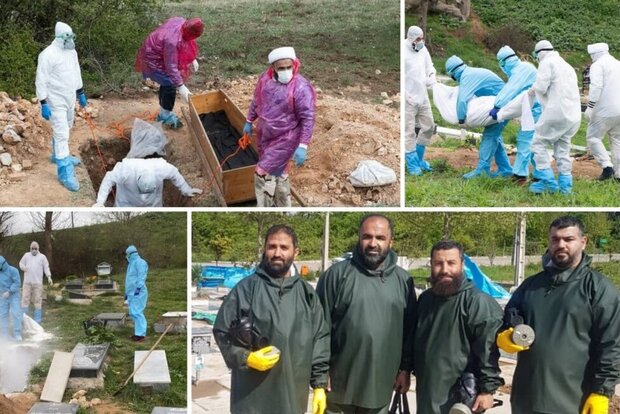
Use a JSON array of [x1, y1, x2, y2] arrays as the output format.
[[0, 77, 399, 207], [426, 147, 603, 178]]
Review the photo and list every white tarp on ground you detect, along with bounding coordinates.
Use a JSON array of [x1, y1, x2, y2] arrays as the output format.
[[432, 84, 535, 129]]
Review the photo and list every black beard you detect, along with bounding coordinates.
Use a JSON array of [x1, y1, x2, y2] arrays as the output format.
[[260, 254, 294, 278], [550, 251, 577, 269], [430, 272, 464, 297], [357, 243, 388, 270]]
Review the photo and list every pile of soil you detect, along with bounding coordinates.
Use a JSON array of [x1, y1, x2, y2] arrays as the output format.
[[220, 76, 400, 206], [0, 92, 50, 187], [0, 393, 36, 414]]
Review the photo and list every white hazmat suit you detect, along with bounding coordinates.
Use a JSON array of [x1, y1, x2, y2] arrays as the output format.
[[585, 43, 620, 180], [529, 44, 581, 193], [35, 22, 83, 161]]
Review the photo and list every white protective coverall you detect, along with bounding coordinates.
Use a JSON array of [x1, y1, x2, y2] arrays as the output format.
[[404, 38, 436, 151], [586, 43, 620, 178], [35, 22, 83, 160], [96, 158, 196, 207], [530, 50, 581, 176]]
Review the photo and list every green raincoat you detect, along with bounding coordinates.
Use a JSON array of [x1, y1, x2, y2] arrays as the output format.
[[507, 253, 620, 414], [214, 265, 330, 414], [316, 249, 417, 409], [414, 278, 504, 414]]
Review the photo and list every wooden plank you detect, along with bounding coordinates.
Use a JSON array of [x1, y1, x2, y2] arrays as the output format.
[[41, 351, 74, 403], [222, 165, 256, 204]]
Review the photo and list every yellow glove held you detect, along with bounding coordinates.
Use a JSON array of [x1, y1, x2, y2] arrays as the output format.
[[312, 388, 327, 414], [581, 393, 609, 414], [246, 345, 280, 371], [496, 328, 529, 353]]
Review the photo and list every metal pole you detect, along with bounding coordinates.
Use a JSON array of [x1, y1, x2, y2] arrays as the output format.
[[514, 212, 527, 288], [321, 212, 330, 272]]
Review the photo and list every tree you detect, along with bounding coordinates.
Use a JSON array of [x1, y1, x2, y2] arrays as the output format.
[[208, 234, 233, 265], [0, 212, 15, 246], [29, 212, 70, 273]]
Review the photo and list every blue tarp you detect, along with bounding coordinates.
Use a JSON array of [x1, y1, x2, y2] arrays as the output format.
[[199, 265, 255, 289], [463, 254, 511, 299]]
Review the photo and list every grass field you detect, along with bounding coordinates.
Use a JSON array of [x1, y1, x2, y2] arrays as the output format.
[[163, 0, 400, 98], [410, 261, 620, 289], [29, 268, 187, 413]]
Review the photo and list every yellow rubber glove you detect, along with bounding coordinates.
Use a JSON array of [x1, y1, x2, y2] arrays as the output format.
[[246, 346, 280, 371], [496, 328, 529, 353], [581, 393, 609, 414], [312, 388, 326, 414]]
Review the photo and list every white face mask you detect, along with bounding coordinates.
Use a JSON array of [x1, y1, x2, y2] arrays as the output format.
[[277, 69, 293, 84], [31, 249, 39, 256], [414, 41, 424, 51]]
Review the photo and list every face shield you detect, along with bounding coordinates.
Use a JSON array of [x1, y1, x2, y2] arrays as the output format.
[[56, 32, 76, 50]]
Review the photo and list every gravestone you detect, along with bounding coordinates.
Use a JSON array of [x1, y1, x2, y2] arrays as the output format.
[[94, 279, 114, 290], [28, 402, 78, 414], [70, 343, 110, 378], [67, 291, 89, 299], [151, 408, 187, 414], [154, 311, 187, 334], [134, 350, 171, 392], [64, 279, 84, 290], [92, 313, 126, 328]]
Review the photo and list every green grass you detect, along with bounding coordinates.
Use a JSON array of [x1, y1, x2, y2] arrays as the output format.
[[410, 261, 620, 288], [164, 0, 399, 97], [406, 167, 620, 207], [29, 268, 187, 413]]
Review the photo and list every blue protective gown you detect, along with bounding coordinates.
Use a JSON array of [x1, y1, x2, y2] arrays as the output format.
[[453, 65, 512, 176], [494, 57, 542, 177], [0, 261, 22, 339], [125, 253, 149, 336]]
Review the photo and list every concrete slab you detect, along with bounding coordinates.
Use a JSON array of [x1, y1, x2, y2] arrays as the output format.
[[134, 350, 171, 392], [92, 312, 126, 328], [67, 290, 89, 299], [192, 335, 211, 355], [154, 321, 186, 334], [41, 351, 74, 403], [66, 299, 92, 305], [27, 402, 78, 414], [67, 368, 105, 390], [151, 408, 188, 414], [162, 311, 187, 318], [70, 343, 110, 378]]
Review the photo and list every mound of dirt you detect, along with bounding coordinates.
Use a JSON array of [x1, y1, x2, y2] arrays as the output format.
[[0, 393, 35, 414], [0, 92, 50, 187], [220, 76, 400, 206]]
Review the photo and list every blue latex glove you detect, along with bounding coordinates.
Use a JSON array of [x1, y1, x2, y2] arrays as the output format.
[[41, 103, 52, 120], [293, 146, 307, 166], [124, 294, 128, 300], [134, 287, 141, 296], [243, 121, 253, 135], [78, 93, 87, 108], [458, 119, 465, 125], [489, 107, 500, 121]]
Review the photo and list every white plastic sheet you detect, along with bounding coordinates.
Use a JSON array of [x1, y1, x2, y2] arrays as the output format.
[[347, 160, 397, 187], [432, 84, 535, 129]]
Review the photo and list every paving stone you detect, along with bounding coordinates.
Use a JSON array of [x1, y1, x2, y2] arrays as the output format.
[[65, 279, 84, 290], [70, 343, 109, 378], [151, 408, 187, 414], [94, 279, 114, 289], [134, 350, 171, 392], [28, 402, 78, 414]]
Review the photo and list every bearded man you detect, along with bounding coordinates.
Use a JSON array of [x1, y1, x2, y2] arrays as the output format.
[[316, 214, 417, 414], [214, 224, 330, 414], [497, 216, 620, 414], [413, 240, 504, 414]]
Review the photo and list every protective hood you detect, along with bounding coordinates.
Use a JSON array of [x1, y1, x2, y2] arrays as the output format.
[[31, 241, 39, 255], [55, 22, 73, 37], [126, 245, 139, 261], [268, 47, 296, 64], [497, 46, 519, 76], [588, 43, 609, 62], [445, 55, 466, 81], [255, 263, 300, 292], [533, 40, 554, 61]]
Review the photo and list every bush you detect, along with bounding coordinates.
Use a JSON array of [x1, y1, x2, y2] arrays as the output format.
[[484, 24, 534, 56], [1, 0, 164, 97], [0, 23, 39, 97]]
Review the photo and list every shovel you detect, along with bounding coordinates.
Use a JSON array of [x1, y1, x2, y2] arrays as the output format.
[[113, 323, 173, 395]]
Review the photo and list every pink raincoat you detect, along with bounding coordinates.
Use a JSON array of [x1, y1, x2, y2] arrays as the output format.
[[135, 17, 199, 87], [247, 60, 316, 176]]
